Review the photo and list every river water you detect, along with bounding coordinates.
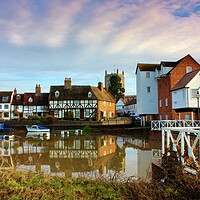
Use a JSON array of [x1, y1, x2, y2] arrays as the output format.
[[0, 129, 162, 180]]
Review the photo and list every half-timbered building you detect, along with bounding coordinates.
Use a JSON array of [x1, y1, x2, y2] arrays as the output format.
[[23, 84, 49, 118], [49, 78, 116, 121]]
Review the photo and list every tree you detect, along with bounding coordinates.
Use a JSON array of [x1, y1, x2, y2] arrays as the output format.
[[108, 74, 125, 102]]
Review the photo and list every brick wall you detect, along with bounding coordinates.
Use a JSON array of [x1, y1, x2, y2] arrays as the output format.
[[158, 55, 200, 120]]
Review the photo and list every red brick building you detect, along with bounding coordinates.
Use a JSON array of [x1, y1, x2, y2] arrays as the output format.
[[157, 54, 200, 120]]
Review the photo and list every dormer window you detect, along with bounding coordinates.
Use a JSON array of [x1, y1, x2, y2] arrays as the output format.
[[186, 66, 192, 73], [55, 91, 60, 98], [16, 94, 21, 100], [2, 96, 8, 102], [88, 91, 92, 98], [28, 97, 33, 103]]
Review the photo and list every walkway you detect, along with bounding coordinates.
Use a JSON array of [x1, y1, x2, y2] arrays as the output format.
[[151, 120, 200, 130]]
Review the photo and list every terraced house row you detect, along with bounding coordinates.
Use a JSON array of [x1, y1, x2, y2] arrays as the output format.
[[0, 78, 116, 121]]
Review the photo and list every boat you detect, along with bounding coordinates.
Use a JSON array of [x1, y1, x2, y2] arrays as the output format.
[[26, 131, 50, 139], [0, 123, 12, 132], [26, 125, 50, 132]]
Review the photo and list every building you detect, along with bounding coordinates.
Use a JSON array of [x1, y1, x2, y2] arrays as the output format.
[[49, 78, 116, 121], [105, 69, 125, 92], [11, 88, 24, 120], [136, 54, 200, 121], [22, 84, 49, 118], [0, 91, 13, 120], [171, 69, 200, 120], [136, 63, 160, 121]]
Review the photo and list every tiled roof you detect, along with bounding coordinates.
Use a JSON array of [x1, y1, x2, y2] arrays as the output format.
[[12, 94, 24, 105], [172, 69, 200, 91], [0, 91, 12, 103], [23, 93, 49, 106], [49, 85, 115, 102]]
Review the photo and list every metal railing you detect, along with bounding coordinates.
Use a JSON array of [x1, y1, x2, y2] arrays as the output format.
[[162, 127, 200, 174], [151, 120, 200, 130]]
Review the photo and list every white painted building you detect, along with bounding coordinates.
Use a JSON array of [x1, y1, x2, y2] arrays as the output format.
[[172, 69, 200, 119], [0, 91, 13, 120], [136, 64, 159, 116]]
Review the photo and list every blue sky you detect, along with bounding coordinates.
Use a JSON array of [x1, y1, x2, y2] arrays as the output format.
[[1, 0, 200, 95]]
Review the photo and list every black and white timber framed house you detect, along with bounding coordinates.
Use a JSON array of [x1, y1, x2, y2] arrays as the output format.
[[49, 78, 116, 121]]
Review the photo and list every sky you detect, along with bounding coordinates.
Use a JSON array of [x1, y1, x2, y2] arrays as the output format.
[[1, 0, 200, 95]]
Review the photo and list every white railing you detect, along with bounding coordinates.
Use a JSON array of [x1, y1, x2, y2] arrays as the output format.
[[162, 127, 200, 174], [151, 120, 200, 130]]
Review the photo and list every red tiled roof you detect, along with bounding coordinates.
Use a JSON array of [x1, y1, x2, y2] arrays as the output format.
[[171, 69, 200, 91], [23, 93, 49, 106], [12, 94, 24, 105]]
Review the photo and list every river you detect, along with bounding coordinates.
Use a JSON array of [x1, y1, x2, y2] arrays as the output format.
[[0, 129, 162, 180]]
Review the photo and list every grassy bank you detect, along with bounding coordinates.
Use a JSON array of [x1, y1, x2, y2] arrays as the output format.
[[0, 169, 199, 200]]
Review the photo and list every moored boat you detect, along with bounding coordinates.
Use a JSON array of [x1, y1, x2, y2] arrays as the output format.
[[0, 123, 12, 132], [26, 125, 50, 132]]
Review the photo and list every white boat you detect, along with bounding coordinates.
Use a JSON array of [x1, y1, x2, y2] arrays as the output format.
[[26, 125, 50, 132], [26, 131, 50, 139]]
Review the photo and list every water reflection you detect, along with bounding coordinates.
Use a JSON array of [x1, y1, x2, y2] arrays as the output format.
[[0, 131, 162, 180]]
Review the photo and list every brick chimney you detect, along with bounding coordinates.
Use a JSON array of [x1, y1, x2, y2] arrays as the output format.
[[98, 82, 103, 91], [35, 84, 41, 94], [14, 88, 17, 95], [64, 78, 71, 89]]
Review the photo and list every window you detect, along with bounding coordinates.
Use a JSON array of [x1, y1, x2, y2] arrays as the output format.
[[88, 91, 92, 98], [4, 112, 9, 118], [103, 101, 106, 106], [4, 105, 9, 109], [0, 105, 2, 109], [16, 95, 21, 100], [159, 100, 162, 107], [184, 114, 190, 120], [147, 87, 151, 93], [165, 98, 168, 106], [186, 66, 192, 73], [165, 115, 168, 120], [28, 97, 33, 103], [2, 96, 8, 102], [146, 72, 150, 78], [191, 89, 198, 98], [55, 91, 60, 98]]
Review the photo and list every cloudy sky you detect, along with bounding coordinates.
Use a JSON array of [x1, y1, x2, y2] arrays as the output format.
[[1, 0, 200, 95]]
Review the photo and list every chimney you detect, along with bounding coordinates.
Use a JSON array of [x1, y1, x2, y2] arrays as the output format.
[[64, 78, 71, 89], [14, 88, 17, 95], [98, 82, 103, 91], [35, 84, 41, 94]]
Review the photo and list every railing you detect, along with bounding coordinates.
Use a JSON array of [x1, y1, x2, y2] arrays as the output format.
[[162, 127, 200, 174], [151, 120, 200, 130]]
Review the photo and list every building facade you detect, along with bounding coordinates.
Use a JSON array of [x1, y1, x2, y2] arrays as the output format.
[[0, 91, 13, 120], [49, 78, 116, 121], [136, 54, 200, 121]]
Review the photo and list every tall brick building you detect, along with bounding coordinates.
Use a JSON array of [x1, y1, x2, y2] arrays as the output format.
[[136, 54, 200, 121]]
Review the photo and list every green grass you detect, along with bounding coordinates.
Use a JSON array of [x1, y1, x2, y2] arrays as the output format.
[[0, 169, 199, 200]]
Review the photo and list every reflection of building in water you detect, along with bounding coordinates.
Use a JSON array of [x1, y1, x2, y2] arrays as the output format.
[[49, 135, 124, 177], [0, 135, 125, 178], [117, 136, 162, 179]]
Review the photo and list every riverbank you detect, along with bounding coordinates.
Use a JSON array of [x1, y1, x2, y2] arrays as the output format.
[[1, 169, 199, 200]]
